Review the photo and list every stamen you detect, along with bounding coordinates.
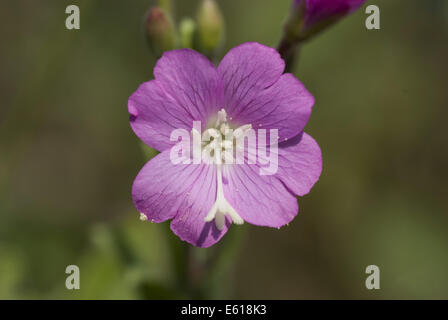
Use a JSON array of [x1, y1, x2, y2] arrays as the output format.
[[220, 123, 230, 135], [215, 108, 227, 127]]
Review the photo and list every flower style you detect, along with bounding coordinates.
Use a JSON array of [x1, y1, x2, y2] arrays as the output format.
[[128, 42, 322, 247]]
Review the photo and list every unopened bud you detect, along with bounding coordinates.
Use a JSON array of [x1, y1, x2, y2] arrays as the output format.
[[197, 0, 225, 54], [288, 0, 366, 41], [179, 18, 196, 49], [145, 7, 177, 58]]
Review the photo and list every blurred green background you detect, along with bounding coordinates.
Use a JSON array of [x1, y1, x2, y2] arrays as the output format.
[[1, 0, 448, 299]]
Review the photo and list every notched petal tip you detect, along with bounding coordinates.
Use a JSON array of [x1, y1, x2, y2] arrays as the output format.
[[128, 100, 139, 123], [129, 114, 137, 122], [155, 47, 218, 79], [170, 219, 229, 248]]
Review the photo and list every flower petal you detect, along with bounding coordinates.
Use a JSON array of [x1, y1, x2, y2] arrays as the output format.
[[129, 49, 223, 152], [170, 163, 232, 248], [231, 73, 314, 143], [218, 42, 285, 118], [222, 164, 299, 228], [154, 49, 223, 126], [132, 150, 229, 247], [128, 80, 197, 151], [276, 132, 322, 196]]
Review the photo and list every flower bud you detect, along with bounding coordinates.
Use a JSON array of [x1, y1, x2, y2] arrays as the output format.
[[145, 7, 177, 58], [179, 18, 196, 49], [288, 0, 366, 41], [197, 0, 225, 54]]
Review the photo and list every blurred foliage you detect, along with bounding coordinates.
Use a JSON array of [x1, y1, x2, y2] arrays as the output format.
[[0, 0, 448, 299]]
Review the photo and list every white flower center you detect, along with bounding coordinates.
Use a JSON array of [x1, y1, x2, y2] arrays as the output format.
[[203, 109, 247, 230]]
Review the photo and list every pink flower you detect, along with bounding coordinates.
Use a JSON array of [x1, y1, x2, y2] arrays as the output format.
[[128, 43, 322, 247]]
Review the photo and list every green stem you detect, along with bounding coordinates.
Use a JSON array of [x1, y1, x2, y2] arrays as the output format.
[[278, 37, 301, 73]]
